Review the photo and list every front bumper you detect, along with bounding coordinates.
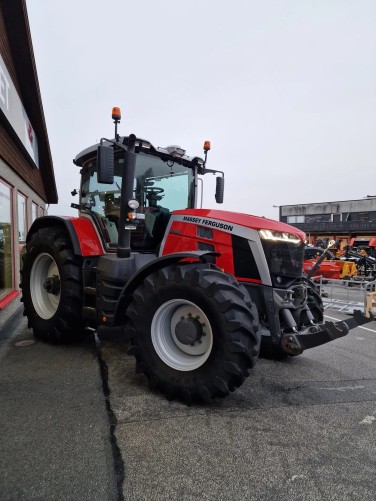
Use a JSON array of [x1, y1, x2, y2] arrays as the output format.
[[281, 310, 374, 355]]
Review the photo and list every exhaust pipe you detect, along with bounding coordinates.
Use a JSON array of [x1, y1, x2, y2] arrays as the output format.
[[117, 134, 137, 258]]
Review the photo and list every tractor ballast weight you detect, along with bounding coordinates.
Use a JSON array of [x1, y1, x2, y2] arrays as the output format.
[[20, 108, 374, 403]]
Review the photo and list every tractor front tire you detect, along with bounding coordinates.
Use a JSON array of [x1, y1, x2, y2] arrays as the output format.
[[126, 263, 260, 404], [306, 281, 324, 324], [21, 226, 86, 343]]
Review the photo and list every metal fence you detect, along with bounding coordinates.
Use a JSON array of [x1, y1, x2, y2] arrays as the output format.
[[312, 276, 376, 316]]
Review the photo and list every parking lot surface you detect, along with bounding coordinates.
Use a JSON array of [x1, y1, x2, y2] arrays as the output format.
[[100, 309, 376, 501], [0, 309, 117, 501], [1, 309, 375, 500]]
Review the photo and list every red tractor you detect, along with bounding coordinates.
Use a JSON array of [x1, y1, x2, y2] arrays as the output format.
[[20, 109, 372, 403]]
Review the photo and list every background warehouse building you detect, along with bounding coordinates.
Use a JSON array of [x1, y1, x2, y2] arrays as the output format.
[[0, 0, 57, 310], [278, 197, 376, 245]]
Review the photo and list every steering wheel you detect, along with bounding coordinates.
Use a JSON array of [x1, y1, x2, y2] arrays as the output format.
[[145, 187, 164, 195]]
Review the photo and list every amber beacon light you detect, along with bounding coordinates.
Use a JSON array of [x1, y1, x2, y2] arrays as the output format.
[[112, 107, 121, 121]]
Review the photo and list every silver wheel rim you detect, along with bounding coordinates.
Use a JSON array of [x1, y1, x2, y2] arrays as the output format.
[[151, 299, 213, 371], [30, 253, 60, 319]]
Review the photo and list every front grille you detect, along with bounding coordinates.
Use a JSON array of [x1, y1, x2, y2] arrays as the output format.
[[197, 226, 213, 239], [232, 235, 261, 280], [197, 241, 215, 252]]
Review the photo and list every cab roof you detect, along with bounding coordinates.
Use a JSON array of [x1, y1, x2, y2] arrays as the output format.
[[73, 136, 205, 169]]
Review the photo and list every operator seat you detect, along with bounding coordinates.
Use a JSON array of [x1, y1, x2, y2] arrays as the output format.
[[143, 207, 170, 249], [133, 189, 170, 251]]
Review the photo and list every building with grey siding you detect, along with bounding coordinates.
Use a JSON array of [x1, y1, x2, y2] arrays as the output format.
[[278, 197, 376, 244]]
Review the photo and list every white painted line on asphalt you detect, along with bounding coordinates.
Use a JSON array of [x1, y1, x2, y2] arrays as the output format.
[[324, 314, 376, 333], [289, 475, 307, 482], [315, 386, 365, 392], [357, 326, 376, 333], [324, 314, 343, 321], [359, 415, 375, 425]]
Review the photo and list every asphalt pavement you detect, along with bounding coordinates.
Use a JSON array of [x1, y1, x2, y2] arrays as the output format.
[[99, 310, 376, 501], [1, 308, 376, 500], [0, 308, 118, 501]]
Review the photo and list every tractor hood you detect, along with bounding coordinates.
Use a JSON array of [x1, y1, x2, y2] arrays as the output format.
[[173, 209, 306, 242]]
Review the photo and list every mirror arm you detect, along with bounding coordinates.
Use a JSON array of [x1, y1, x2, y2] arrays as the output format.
[[201, 168, 224, 177], [100, 137, 127, 152]]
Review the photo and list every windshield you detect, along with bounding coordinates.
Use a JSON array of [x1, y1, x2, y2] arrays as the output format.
[[261, 240, 304, 287], [80, 152, 195, 248]]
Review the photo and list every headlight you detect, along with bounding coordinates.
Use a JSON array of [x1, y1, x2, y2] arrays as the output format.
[[259, 229, 301, 244], [128, 199, 139, 210]]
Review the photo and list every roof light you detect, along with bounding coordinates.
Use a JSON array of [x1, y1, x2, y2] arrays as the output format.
[[203, 140, 211, 152], [166, 145, 186, 158], [112, 107, 121, 121]]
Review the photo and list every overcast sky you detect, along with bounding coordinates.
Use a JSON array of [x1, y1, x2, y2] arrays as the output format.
[[26, 0, 376, 220]]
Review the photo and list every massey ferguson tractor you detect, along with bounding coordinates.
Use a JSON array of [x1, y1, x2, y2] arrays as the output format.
[[20, 108, 373, 403]]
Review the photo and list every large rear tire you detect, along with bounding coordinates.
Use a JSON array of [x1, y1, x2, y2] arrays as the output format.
[[126, 263, 260, 403], [20, 227, 86, 343]]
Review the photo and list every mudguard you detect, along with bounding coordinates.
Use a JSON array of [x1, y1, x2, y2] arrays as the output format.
[[113, 251, 219, 325], [26, 215, 104, 256]]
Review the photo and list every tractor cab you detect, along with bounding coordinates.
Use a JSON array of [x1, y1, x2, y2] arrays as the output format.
[[76, 145, 196, 252], [73, 109, 224, 255]]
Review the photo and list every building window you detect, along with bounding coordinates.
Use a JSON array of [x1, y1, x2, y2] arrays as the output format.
[[32, 202, 38, 222], [358, 212, 369, 221], [39, 207, 44, 218], [0, 180, 13, 299], [17, 192, 27, 274], [332, 214, 341, 222], [287, 215, 305, 223], [17, 193, 27, 244]]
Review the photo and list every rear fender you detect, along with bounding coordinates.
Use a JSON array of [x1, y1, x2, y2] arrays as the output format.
[[26, 215, 104, 256], [113, 251, 219, 325]]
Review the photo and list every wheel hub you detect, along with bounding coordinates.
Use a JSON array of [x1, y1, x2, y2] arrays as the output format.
[[43, 274, 60, 295], [175, 316, 203, 345], [30, 252, 61, 320], [151, 300, 213, 371]]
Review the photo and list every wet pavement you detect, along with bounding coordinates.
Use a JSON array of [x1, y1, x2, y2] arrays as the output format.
[[99, 310, 376, 501], [0, 309, 118, 501], [1, 308, 376, 500]]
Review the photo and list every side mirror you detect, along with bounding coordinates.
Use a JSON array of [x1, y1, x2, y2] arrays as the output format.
[[215, 176, 224, 204], [97, 145, 114, 184]]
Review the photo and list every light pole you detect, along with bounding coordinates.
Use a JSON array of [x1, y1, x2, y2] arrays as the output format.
[[272, 205, 281, 221]]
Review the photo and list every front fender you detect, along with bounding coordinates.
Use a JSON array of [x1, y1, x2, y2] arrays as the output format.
[[113, 251, 219, 325]]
